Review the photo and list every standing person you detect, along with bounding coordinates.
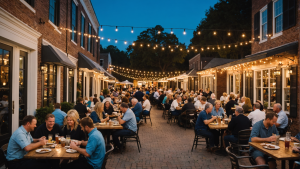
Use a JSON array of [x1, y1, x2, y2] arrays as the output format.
[[63, 110, 86, 141], [195, 103, 219, 151], [34, 114, 63, 139], [74, 97, 90, 119], [131, 98, 143, 122], [6, 116, 50, 169], [248, 103, 265, 126], [249, 113, 278, 169], [273, 103, 288, 135], [133, 88, 144, 102], [62, 117, 106, 169], [223, 107, 251, 148], [90, 102, 109, 123], [52, 103, 67, 127], [225, 94, 238, 117], [142, 95, 151, 115], [112, 103, 137, 151]]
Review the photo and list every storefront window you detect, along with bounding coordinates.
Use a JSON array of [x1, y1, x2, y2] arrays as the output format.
[[78, 70, 83, 98], [19, 51, 27, 121], [68, 69, 74, 103], [43, 64, 57, 107], [200, 76, 214, 93], [235, 74, 240, 94], [283, 68, 290, 113]]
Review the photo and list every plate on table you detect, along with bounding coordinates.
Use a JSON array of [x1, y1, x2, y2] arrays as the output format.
[[46, 141, 55, 145], [210, 123, 218, 125], [66, 149, 77, 153], [99, 123, 106, 126], [64, 146, 70, 149], [263, 145, 280, 150], [36, 148, 52, 153], [279, 137, 285, 141]]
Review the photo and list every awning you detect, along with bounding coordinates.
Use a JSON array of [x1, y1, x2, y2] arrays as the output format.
[[78, 52, 102, 72], [42, 44, 76, 69], [215, 41, 298, 69]]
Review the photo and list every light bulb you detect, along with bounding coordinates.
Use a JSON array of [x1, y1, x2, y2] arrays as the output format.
[[171, 28, 173, 34], [162, 47, 165, 50], [213, 31, 216, 35], [171, 49, 173, 52], [180, 48, 182, 51], [132, 42, 135, 46], [131, 27, 134, 33], [191, 46, 194, 49], [124, 41, 127, 44], [195, 49, 197, 52], [147, 44, 150, 47], [242, 34, 245, 37], [183, 29, 186, 35], [101, 37, 104, 40], [228, 32, 231, 36], [187, 50, 189, 52], [198, 31, 201, 35], [140, 44, 143, 47], [115, 26, 118, 31], [108, 39, 110, 42], [100, 25, 103, 31], [158, 30, 161, 34]]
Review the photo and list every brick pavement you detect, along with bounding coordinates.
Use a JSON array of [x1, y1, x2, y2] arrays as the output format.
[[106, 107, 233, 169]]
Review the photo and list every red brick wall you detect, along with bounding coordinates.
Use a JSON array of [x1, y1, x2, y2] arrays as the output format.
[[0, 0, 100, 108], [252, 0, 300, 135], [189, 54, 201, 70], [216, 71, 227, 99]]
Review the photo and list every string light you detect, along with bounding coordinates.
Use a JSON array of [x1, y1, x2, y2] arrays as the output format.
[[158, 30, 161, 34], [171, 28, 173, 34], [115, 26, 118, 31], [131, 27, 134, 33], [100, 25, 103, 31], [198, 31, 201, 35], [213, 31, 216, 35], [115, 39, 118, 43], [124, 41, 127, 44], [242, 34, 245, 37], [108, 38, 110, 42], [183, 29, 186, 35]]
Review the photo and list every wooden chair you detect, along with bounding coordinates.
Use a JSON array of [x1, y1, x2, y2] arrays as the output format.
[[226, 146, 269, 169], [183, 109, 196, 130], [101, 143, 114, 169], [191, 121, 209, 152], [233, 129, 251, 155], [0, 143, 8, 169]]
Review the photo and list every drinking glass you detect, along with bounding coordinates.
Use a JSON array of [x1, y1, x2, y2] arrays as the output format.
[[275, 135, 280, 146], [66, 135, 71, 140], [286, 132, 291, 140], [61, 140, 66, 147], [48, 134, 53, 142], [285, 138, 290, 149], [55, 133, 59, 144]]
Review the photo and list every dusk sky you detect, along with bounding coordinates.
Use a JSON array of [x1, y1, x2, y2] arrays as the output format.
[[91, 0, 219, 51]]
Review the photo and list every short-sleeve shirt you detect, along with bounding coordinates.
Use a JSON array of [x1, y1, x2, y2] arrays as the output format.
[[86, 128, 105, 169], [211, 107, 224, 116], [122, 108, 137, 132], [249, 120, 278, 152], [277, 110, 288, 129], [170, 100, 179, 111], [142, 99, 151, 111], [6, 126, 33, 161], [195, 110, 211, 131], [52, 109, 67, 127]]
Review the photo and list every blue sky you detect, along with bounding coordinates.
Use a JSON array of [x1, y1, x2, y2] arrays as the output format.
[[91, 0, 220, 51]]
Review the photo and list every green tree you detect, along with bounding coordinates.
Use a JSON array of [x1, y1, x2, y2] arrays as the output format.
[[190, 0, 252, 59], [100, 45, 130, 67], [127, 25, 187, 72]]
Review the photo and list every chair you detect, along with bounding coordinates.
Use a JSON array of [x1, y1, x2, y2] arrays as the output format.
[[183, 109, 196, 130], [286, 118, 293, 133], [121, 126, 141, 153], [191, 121, 209, 152], [101, 143, 114, 169], [162, 104, 167, 119], [167, 110, 179, 125], [232, 129, 251, 155], [143, 106, 152, 126], [226, 146, 269, 169], [0, 143, 8, 169]]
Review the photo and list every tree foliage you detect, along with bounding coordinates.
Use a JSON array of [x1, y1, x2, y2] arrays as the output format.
[[100, 45, 130, 67], [190, 0, 252, 59], [127, 25, 187, 72]]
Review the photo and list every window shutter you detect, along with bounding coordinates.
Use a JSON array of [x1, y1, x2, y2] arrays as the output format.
[[289, 66, 297, 118], [267, 2, 273, 36], [254, 12, 260, 41], [276, 70, 282, 104], [283, 0, 296, 30]]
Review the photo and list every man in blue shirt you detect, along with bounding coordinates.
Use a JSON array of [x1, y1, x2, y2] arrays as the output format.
[[64, 117, 105, 169], [6, 115, 49, 169], [131, 98, 143, 122], [195, 103, 219, 151], [52, 103, 67, 127], [112, 103, 137, 152], [249, 112, 278, 169], [99, 92, 105, 102], [273, 103, 288, 135]]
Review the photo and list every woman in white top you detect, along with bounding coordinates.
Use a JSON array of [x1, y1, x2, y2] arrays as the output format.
[[220, 92, 227, 102], [170, 95, 182, 116], [142, 95, 151, 115]]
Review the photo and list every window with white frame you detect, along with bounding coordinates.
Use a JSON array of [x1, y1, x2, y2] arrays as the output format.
[[201, 76, 214, 92], [282, 68, 290, 113], [228, 74, 240, 94], [229, 74, 234, 93], [235, 74, 241, 94], [255, 68, 276, 109], [274, 0, 283, 34], [261, 8, 268, 40]]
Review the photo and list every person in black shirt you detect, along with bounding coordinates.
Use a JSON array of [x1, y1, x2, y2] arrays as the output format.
[[256, 100, 264, 111], [133, 89, 144, 102], [63, 110, 86, 141], [225, 94, 238, 117], [104, 101, 114, 115], [178, 98, 196, 127], [158, 91, 165, 105], [74, 97, 90, 119], [34, 114, 63, 139], [223, 106, 251, 148]]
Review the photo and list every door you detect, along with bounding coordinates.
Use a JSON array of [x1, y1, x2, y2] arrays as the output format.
[[19, 51, 27, 125], [0, 43, 13, 146]]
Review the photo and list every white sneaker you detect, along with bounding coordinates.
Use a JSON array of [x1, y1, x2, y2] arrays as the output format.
[[139, 119, 144, 123]]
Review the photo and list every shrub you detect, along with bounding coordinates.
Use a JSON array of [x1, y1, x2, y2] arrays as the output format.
[[61, 102, 74, 113], [77, 91, 81, 98], [103, 88, 109, 96], [35, 104, 54, 125], [77, 82, 82, 90]]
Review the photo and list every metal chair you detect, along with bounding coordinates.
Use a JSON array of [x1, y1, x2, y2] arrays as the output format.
[[143, 106, 152, 126], [167, 110, 179, 125], [0, 143, 8, 169], [183, 109, 196, 130], [101, 143, 114, 169], [232, 129, 252, 155], [191, 121, 209, 152], [121, 126, 141, 153], [226, 146, 269, 169], [162, 104, 167, 119]]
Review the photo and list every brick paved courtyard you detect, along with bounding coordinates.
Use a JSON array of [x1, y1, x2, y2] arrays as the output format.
[[106, 107, 233, 169]]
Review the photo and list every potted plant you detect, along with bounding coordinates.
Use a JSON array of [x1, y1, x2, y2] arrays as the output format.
[[61, 102, 74, 113], [35, 104, 54, 125]]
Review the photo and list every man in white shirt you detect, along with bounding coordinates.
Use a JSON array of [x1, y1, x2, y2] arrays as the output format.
[[154, 89, 160, 100], [239, 97, 245, 106], [247, 103, 265, 126], [170, 95, 182, 116], [194, 96, 207, 111], [142, 95, 151, 115]]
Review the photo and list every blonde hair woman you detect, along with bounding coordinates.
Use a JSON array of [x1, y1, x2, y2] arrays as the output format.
[[242, 97, 252, 113], [166, 93, 174, 105], [90, 102, 109, 123], [63, 109, 86, 141]]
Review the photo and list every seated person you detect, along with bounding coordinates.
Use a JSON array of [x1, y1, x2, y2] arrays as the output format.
[[102, 95, 112, 105], [170, 95, 182, 116], [224, 106, 251, 148], [86, 97, 93, 108], [52, 103, 67, 127], [90, 102, 109, 123], [162, 93, 168, 104], [74, 97, 90, 119], [256, 100, 264, 111], [194, 96, 207, 111], [63, 109, 86, 141], [6, 116, 50, 169], [207, 93, 216, 105], [182, 95, 188, 103], [93, 97, 99, 105], [112, 103, 137, 151], [242, 97, 252, 113], [225, 94, 238, 117], [273, 103, 288, 135], [104, 101, 114, 115], [34, 114, 63, 139], [211, 100, 224, 117], [249, 113, 278, 169], [158, 91, 165, 105], [131, 98, 143, 122], [142, 95, 151, 115], [99, 92, 105, 102], [61, 117, 106, 169], [195, 103, 219, 151], [178, 98, 196, 127], [248, 103, 265, 126]]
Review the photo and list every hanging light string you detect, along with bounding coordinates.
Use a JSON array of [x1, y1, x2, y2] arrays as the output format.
[[112, 70, 171, 81]]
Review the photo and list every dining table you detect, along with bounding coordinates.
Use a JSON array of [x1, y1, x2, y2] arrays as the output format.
[[249, 141, 300, 169], [24, 145, 80, 160], [95, 123, 123, 145], [208, 122, 228, 151]]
